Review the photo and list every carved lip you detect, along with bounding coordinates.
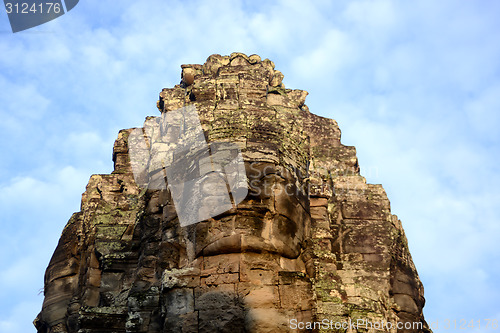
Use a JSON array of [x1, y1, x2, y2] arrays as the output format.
[[198, 233, 299, 259]]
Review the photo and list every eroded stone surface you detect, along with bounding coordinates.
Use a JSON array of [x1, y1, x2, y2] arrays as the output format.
[[35, 53, 430, 333]]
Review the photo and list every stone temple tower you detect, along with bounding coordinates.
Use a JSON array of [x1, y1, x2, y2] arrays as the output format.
[[35, 53, 431, 332]]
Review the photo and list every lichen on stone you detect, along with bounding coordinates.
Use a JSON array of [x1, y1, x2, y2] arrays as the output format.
[[35, 53, 431, 333]]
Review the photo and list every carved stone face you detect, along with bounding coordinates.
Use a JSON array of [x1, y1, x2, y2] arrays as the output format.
[[151, 54, 311, 263], [194, 161, 309, 260], [35, 53, 429, 333]]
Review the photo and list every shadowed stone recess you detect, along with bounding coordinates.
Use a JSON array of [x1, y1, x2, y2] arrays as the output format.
[[35, 53, 431, 333]]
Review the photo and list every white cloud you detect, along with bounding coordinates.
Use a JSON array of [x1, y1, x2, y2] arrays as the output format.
[[0, 300, 42, 333], [0, 166, 91, 331], [292, 28, 357, 83], [465, 83, 500, 142], [343, 0, 398, 33], [0, 166, 90, 241], [0, 76, 51, 143]]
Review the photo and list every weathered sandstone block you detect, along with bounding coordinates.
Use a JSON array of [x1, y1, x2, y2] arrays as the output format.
[[35, 53, 430, 333]]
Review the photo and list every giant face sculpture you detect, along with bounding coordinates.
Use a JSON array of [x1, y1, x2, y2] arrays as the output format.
[[35, 53, 430, 333], [129, 104, 310, 262], [148, 55, 315, 332], [142, 54, 312, 264], [194, 160, 309, 260]]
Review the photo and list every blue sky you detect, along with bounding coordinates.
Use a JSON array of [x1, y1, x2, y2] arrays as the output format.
[[1, 0, 499, 332]]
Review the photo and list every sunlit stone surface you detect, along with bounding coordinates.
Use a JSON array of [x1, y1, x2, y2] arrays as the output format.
[[35, 53, 430, 333]]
